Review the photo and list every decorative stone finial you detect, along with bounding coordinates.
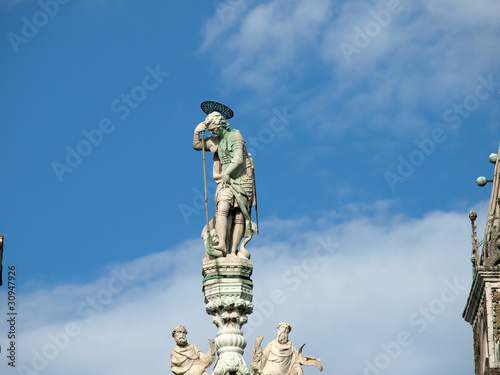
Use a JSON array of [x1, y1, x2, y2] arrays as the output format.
[[470, 211, 479, 275]]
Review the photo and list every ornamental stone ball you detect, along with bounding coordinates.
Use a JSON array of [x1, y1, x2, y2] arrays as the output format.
[[477, 176, 488, 186]]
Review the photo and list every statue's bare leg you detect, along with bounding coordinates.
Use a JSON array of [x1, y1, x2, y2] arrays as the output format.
[[214, 200, 230, 254], [231, 210, 245, 256]]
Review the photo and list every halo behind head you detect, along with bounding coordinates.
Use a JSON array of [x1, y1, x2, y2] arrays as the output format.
[[201, 100, 234, 120]]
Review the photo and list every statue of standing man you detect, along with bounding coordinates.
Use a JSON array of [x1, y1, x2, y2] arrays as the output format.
[[193, 101, 257, 259]]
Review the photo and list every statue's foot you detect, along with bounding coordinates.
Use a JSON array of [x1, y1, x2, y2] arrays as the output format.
[[237, 248, 251, 259]]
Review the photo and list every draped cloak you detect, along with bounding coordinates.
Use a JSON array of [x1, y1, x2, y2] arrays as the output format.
[[171, 344, 212, 375], [260, 340, 302, 375]]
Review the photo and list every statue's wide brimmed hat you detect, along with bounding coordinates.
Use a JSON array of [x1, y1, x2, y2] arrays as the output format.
[[201, 101, 234, 120]]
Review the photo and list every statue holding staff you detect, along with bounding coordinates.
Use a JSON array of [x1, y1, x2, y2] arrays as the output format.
[[193, 101, 257, 258]]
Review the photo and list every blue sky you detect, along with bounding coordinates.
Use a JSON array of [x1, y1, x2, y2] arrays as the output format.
[[0, 0, 499, 374]]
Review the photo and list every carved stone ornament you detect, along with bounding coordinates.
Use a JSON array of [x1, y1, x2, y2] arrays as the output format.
[[203, 257, 254, 375], [493, 289, 500, 342], [485, 232, 500, 267], [474, 318, 480, 375], [470, 210, 479, 275]]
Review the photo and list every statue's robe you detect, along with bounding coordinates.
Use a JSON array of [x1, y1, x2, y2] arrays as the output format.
[[261, 340, 302, 375], [171, 344, 212, 375]]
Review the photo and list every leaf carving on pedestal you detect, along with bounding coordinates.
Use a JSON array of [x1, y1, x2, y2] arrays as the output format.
[[492, 289, 500, 342]]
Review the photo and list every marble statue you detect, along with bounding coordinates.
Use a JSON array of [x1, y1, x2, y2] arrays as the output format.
[[193, 106, 257, 259], [170, 324, 216, 375], [250, 322, 323, 375]]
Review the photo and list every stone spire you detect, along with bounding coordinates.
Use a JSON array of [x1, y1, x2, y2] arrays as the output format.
[[464, 143, 500, 375], [479, 147, 500, 268]]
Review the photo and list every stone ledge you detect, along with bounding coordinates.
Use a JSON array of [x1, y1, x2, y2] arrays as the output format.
[[202, 256, 253, 280], [203, 279, 253, 304], [464, 269, 500, 324]]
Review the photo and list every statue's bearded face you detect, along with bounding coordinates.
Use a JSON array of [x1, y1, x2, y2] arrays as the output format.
[[277, 326, 289, 344], [174, 330, 188, 346]]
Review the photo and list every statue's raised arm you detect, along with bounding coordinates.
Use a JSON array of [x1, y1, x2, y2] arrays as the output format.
[[193, 101, 257, 259], [193, 122, 218, 153]]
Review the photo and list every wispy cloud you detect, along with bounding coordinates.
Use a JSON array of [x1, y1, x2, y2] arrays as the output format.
[[201, 0, 333, 91], [0, 0, 32, 10], [200, 0, 500, 147]]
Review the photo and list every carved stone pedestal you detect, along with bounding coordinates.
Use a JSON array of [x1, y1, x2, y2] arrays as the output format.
[[202, 256, 253, 375]]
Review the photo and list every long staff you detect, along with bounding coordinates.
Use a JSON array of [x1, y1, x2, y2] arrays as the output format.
[[201, 130, 210, 232], [253, 173, 259, 235]]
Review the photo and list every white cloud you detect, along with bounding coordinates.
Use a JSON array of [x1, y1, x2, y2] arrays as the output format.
[[201, 0, 333, 91], [200, 0, 500, 145], [0, 0, 32, 9], [0, 203, 484, 374]]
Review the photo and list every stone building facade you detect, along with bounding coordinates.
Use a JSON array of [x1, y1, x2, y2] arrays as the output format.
[[464, 144, 500, 375]]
